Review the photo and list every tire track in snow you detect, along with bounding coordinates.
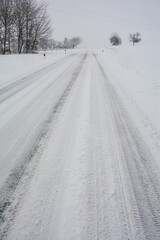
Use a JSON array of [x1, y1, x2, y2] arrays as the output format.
[[0, 53, 87, 239], [0, 53, 84, 187], [85, 56, 114, 240], [0, 53, 78, 104], [94, 53, 160, 240], [86, 55, 132, 240]]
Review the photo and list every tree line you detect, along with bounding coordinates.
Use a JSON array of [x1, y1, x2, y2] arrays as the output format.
[[39, 37, 82, 51], [0, 0, 52, 54]]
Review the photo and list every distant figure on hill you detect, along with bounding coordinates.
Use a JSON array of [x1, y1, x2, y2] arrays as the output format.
[[43, 53, 46, 58], [102, 49, 104, 54]]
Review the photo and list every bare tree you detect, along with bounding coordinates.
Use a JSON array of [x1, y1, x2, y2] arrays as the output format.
[[109, 33, 122, 46], [0, 0, 53, 54], [62, 37, 81, 49], [23, 0, 37, 53], [57, 41, 63, 49], [38, 37, 49, 50], [0, 0, 13, 54], [63, 37, 69, 49], [70, 37, 81, 48], [129, 32, 141, 45], [13, 0, 27, 53], [31, 2, 52, 51], [47, 38, 56, 50]]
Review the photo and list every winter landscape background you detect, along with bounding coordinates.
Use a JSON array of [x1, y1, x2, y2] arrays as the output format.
[[0, 0, 160, 239]]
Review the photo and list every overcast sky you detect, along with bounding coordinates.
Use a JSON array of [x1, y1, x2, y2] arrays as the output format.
[[44, 0, 160, 48]]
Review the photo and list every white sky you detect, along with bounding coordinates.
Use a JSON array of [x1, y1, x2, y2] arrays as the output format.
[[44, 0, 160, 48]]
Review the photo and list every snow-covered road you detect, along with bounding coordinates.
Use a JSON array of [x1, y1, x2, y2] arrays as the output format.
[[0, 51, 160, 240]]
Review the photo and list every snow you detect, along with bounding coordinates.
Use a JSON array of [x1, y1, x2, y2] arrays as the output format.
[[0, 50, 83, 187], [0, 50, 75, 89], [0, 47, 160, 240], [101, 45, 160, 131], [98, 45, 160, 160]]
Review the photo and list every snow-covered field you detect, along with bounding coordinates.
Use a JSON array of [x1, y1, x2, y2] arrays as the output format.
[[0, 46, 160, 240]]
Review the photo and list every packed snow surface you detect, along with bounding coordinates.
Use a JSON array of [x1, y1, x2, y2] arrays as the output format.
[[0, 47, 160, 240]]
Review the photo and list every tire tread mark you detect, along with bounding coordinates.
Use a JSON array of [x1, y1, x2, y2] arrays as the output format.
[[94, 53, 160, 240], [0, 53, 78, 104], [0, 53, 87, 239]]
